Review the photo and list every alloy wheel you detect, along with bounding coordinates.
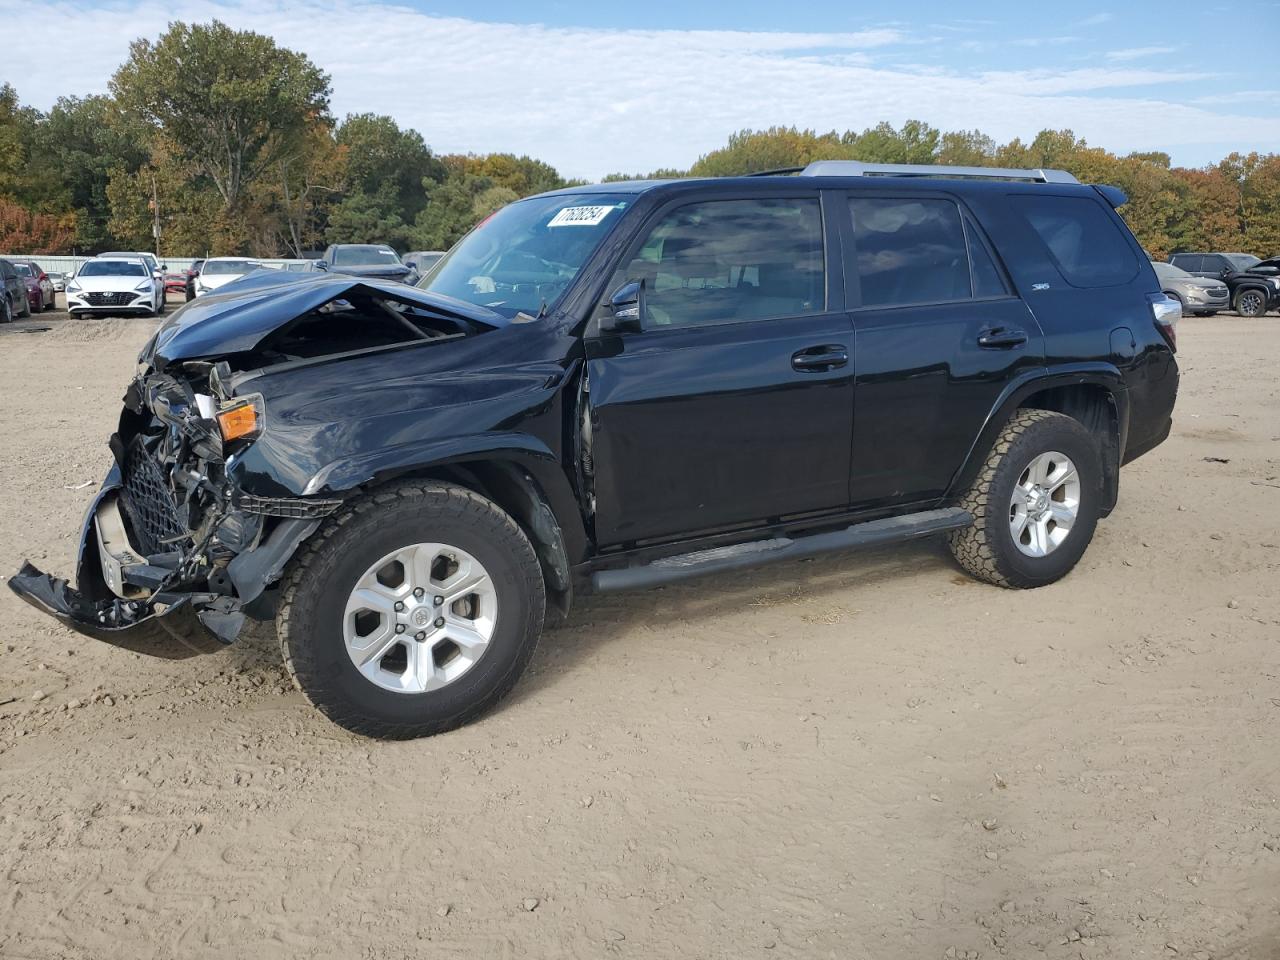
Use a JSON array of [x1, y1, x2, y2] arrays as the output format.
[[1009, 450, 1081, 558], [342, 542, 498, 694]]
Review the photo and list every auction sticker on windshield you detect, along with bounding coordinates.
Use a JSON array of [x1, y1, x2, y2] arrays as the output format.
[[547, 205, 616, 227]]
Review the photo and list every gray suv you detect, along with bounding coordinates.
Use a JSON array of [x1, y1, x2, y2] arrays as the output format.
[[1152, 261, 1229, 316]]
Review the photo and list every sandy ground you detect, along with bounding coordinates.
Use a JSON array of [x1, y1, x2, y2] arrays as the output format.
[[1, 310, 1277, 960]]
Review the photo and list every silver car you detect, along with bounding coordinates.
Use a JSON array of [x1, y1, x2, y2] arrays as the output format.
[[1152, 261, 1229, 316]]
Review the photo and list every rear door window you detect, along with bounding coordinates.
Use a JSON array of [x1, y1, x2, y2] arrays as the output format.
[[849, 197, 972, 307], [1012, 195, 1139, 287], [1170, 254, 1202, 272]]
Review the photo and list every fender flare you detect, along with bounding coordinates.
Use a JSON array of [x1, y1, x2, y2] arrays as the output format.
[[947, 364, 1130, 507], [302, 431, 590, 565]]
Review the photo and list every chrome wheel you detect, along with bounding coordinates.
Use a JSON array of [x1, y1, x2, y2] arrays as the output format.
[[342, 543, 498, 694], [1009, 450, 1080, 558]]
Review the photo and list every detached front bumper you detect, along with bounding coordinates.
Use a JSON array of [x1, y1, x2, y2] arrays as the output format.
[[8, 462, 323, 657]]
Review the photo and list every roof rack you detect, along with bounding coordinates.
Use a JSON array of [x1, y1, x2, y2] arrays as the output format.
[[800, 160, 1079, 184]]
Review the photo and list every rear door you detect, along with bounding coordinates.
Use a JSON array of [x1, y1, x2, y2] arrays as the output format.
[[841, 192, 1044, 508], [584, 191, 855, 545]]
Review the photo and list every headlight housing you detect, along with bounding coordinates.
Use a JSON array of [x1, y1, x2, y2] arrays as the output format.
[[134, 280, 153, 292], [66, 281, 81, 293]]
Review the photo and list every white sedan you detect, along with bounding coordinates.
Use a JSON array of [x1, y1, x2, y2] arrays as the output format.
[[65, 258, 165, 318], [193, 257, 261, 296]]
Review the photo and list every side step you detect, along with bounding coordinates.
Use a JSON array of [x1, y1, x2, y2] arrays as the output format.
[[591, 508, 971, 593]]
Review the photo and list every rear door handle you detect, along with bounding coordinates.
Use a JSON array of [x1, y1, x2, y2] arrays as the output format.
[[977, 327, 1028, 349], [791, 344, 849, 372]]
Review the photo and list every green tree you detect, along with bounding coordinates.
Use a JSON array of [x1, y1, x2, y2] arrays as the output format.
[[111, 20, 332, 224]]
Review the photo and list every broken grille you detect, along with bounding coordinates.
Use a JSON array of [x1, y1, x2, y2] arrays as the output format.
[[121, 440, 187, 556]]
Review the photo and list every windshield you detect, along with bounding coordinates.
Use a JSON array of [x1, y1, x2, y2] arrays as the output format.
[[14, 263, 33, 277], [1225, 253, 1261, 271], [80, 260, 146, 277], [203, 260, 257, 275], [1153, 262, 1191, 281], [334, 245, 401, 266], [416, 193, 631, 318]]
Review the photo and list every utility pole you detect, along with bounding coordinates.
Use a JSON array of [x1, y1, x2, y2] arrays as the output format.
[[150, 173, 161, 256]]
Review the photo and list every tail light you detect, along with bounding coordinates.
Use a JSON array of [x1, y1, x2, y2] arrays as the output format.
[[1148, 293, 1179, 352]]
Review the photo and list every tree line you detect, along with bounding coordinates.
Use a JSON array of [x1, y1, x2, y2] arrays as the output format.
[[1, 21, 1277, 261]]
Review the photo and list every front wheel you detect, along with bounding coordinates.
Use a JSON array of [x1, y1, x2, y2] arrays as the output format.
[[1, 297, 11, 323], [277, 481, 545, 739], [1235, 288, 1268, 318], [948, 409, 1103, 588]]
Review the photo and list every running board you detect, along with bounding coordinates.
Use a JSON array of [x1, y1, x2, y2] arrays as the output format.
[[591, 508, 971, 593]]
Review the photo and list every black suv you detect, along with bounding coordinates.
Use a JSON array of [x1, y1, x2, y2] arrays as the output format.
[[1168, 251, 1280, 317], [12, 162, 1180, 738]]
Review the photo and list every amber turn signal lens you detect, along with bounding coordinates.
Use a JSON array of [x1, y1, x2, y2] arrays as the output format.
[[216, 402, 258, 441]]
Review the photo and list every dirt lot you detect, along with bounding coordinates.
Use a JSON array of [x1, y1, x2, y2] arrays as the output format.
[[1, 310, 1277, 960]]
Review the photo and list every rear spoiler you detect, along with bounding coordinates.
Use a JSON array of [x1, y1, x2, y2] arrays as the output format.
[[1092, 184, 1128, 208]]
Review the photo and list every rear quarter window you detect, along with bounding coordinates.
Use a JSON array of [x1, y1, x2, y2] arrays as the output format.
[[1012, 195, 1139, 288]]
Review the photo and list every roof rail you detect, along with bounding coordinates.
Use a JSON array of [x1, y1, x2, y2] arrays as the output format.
[[800, 160, 1079, 184]]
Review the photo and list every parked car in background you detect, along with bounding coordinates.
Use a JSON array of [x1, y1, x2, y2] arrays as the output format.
[[320, 244, 413, 282], [48, 271, 67, 293], [11, 259, 55, 312], [101, 251, 164, 283], [65, 257, 165, 318], [0, 258, 31, 321], [403, 250, 445, 278], [184, 259, 205, 301], [1151, 261, 1229, 316], [192, 257, 260, 296], [9, 161, 1180, 739], [164, 271, 189, 295], [1168, 251, 1279, 317]]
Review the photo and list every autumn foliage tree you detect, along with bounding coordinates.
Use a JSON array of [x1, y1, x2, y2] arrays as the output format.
[[0, 197, 74, 253]]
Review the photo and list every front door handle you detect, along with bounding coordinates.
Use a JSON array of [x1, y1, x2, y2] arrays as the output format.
[[791, 344, 849, 372], [977, 327, 1028, 349]]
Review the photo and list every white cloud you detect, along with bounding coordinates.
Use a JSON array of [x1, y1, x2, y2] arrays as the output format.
[[5, 0, 1278, 177], [1105, 45, 1180, 61]]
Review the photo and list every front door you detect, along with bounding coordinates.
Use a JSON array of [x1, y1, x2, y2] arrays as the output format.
[[585, 193, 855, 546]]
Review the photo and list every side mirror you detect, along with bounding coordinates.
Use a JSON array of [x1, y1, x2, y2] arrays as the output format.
[[600, 279, 645, 333], [314, 260, 328, 271]]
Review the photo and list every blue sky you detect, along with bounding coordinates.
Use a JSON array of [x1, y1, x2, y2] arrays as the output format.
[[6, 0, 1279, 178]]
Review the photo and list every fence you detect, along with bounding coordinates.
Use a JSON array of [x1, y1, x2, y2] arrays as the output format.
[[1, 254, 310, 275]]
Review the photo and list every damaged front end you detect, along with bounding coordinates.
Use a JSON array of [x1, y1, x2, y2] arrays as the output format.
[[10, 364, 334, 652], [11, 273, 503, 655]]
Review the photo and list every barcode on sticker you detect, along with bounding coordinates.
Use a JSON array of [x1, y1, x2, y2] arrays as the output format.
[[548, 205, 615, 227]]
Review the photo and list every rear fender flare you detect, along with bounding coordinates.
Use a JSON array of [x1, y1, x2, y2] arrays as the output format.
[[948, 365, 1129, 508]]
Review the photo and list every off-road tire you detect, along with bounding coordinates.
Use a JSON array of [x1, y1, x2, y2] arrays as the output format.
[[277, 480, 545, 739], [947, 409, 1102, 588]]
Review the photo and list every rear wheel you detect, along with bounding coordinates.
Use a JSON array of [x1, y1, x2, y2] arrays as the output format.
[[277, 480, 545, 739], [948, 409, 1103, 588], [1235, 288, 1267, 317], [18, 293, 30, 318], [1, 297, 11, 323]]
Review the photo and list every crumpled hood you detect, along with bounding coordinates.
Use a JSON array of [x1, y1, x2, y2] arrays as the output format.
[[145, 270, 506, 366]]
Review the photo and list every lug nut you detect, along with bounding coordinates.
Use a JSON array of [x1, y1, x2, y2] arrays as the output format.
[[395, 624, 406, 634], [394, 601, 405, 612], [434, 617, 445, 629], [414, 631, 426, 642], [433, 595, 444, 606], [413, 587, 425, 598]]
